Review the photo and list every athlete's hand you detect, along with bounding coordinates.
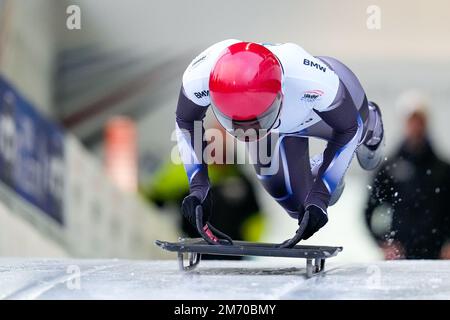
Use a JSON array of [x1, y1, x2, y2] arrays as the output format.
[[279, 204, 328, 248], [181, 190, 213, 229], [299, 204, 328, 240]]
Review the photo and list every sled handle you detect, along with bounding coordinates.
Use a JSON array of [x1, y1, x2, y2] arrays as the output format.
[[195, 206, 233, 245], [207, 222, 234, 245]]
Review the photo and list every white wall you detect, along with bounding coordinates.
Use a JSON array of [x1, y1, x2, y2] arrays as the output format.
[[0, 131, 179, 259], [0, 187, 68, 257], [64, 135, 178, 259], [60, 0, 450, 60], [0, 0, 58, 116]]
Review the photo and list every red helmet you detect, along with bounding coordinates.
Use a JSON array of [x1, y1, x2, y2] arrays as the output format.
[[209, 42, 283, 141]]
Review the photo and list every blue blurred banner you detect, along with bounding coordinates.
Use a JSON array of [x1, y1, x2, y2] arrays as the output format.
[[0, 76, 65, 224]]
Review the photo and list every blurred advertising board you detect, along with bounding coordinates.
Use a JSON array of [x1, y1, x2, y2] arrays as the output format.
[[0, 76, 65, 224]]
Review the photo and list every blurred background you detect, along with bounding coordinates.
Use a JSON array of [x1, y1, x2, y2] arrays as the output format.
[[0, 0, 449, 263]]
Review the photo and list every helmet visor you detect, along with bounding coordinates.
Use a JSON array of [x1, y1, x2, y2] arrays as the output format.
[[211, 93, 282, 142]]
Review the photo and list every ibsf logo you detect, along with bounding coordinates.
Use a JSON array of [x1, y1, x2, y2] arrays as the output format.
[[303, 59, 327, 72], [301, 90, 324, 103], [194, 90, 209, 99]]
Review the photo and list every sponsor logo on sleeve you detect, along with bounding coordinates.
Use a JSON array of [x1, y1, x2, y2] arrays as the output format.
[[194, 90, 209, 99], [303, 59, 327, 72]]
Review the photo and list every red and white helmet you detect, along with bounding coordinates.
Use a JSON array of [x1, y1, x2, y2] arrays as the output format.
[[209, 42, 283, 141]]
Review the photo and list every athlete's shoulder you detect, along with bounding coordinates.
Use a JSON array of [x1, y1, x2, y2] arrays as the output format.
[[264, 42, 309, 56], [265, 42, 335, 80], [182, 39, 240, 106], [265, 42, 340, 112]]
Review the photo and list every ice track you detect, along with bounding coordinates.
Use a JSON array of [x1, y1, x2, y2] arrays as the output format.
[[1, 258, 450, 299]]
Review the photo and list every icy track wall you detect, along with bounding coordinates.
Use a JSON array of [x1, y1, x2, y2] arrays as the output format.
[[0, 0, 177, 259], [0, 76, 177, 259]]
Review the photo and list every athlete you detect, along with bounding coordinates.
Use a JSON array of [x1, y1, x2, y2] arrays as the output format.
[[175, 39, 384, 246]]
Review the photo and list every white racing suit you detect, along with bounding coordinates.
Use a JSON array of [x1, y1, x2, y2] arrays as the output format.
[[176, 40, 384, 218]]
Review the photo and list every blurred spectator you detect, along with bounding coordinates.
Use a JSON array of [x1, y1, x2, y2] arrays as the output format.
[[365, 91, 450, 259], [141, 120, 266, 259]]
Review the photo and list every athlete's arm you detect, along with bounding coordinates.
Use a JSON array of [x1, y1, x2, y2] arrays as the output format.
[[175, 87, 210, 202], [305, 83, 363, 211], [175, 39, 240, 202]]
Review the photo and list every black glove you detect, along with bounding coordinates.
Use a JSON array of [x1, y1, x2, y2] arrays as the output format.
[[298, 204, 328, 240], [181, 190, 213, 229]]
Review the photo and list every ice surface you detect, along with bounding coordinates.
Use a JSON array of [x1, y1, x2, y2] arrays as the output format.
[[0, 258, 450, 299]]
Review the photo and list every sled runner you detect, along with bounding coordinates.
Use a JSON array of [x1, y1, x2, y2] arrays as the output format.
[[155, 238, 342, 278]]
